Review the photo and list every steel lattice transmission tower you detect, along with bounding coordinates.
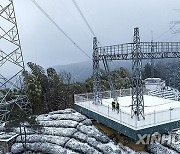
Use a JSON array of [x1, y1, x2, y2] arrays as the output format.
[[0, 0, 31, 123], [93, 37, 118, 105], [131, 28, 144, 120], [93, 37, 102, 104]]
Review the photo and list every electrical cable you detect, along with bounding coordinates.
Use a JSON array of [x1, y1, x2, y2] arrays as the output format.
[[162, 32, 180, 41], [31, 0, 92, 60], [59, 0, 92, 41], [154, 29, 171, 41], [72, 0, 96, 37], [71, 0, 120, 80], [72, 0, 122, 71], [31, 0, 108, 85], [72, 0, 103, 48]]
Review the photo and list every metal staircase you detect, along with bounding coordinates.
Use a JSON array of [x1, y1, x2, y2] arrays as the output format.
[[148, 86, 180, 101]]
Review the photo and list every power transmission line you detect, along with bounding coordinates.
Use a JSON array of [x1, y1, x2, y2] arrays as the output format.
[[153, 27, 179, 42], [31, 0, 108, 76], [31, 0, 92, 60], [72, 0, 120, 94], [31, 0, 105, 79], [32, 0, 120, 72], [72, 0, 103, 47], [59, 0, 92, 40], [72, 0, 96, 37], [162, 32, 180, 41], [154, 29, 171, 41]]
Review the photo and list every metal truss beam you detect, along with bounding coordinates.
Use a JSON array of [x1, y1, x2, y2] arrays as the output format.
[[97, 42, 180, 60]]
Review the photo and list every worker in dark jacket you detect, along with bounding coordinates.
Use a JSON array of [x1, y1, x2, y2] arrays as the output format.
[[116, 102, 119, 113], [112, 101, 115, 111]]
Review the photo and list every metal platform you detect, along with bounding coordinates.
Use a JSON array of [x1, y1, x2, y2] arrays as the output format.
[[74, 89, 180, 140]]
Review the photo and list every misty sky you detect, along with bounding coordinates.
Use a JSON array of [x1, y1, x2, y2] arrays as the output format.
[[12, 0, 180, 68]]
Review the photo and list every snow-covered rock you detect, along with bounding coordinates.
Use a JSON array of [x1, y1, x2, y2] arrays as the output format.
[[11, 142, 67, 154], [8, 108, 180, 153], [0, 132, 16, 139], [38, 119, 79, 128], [77, 124, 110, 143], [16, 134, 69, 147], [36, 111, 87, 122], [145, 142, 179, 154], [10, 109, 124, 154], [163, 142, 180, 153], [12, 108, 178, 154], [65, 138, 100, 154]]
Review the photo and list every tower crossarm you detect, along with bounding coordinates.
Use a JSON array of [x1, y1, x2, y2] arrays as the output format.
[[97, 42, 180, 60]]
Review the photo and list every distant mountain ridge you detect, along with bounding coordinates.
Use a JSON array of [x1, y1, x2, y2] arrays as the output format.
[[52, 59, 177, 83], [53, 61, 93, 82], [52, 61, 132, 82]]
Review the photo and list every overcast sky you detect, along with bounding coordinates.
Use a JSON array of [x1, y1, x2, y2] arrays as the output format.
[[12, 0, 180, 68]]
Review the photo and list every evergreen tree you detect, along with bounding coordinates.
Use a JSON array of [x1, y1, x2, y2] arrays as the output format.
[[142, 63, 152, 79], [27, 62, 49, 93], [23, 71, 42, 114]]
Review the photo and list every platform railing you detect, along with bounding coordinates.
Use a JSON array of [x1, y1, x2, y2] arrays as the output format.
[[74, 89, 180, 130], [74, 88, 151, 102], [75, 99, 137, 129], [74, 89, 133, 102]]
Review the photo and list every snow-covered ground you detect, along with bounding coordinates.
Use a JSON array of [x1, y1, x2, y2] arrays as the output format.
[[103, 95, 180, 113]]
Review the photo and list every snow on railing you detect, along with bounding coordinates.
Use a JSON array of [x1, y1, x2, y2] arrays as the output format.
[[75, 99, 137, 129], [74, 88, 151, 103], [74, 89, 133, 103]]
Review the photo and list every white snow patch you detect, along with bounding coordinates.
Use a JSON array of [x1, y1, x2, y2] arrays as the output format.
[[38, 119, 79, 128]]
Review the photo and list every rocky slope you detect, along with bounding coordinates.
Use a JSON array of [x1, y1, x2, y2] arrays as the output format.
[[9, 108, 180, 154], [11, 109, 135, 154]]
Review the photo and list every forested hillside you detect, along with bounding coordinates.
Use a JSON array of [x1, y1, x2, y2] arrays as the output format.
[[23, 62, 131, 115]]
